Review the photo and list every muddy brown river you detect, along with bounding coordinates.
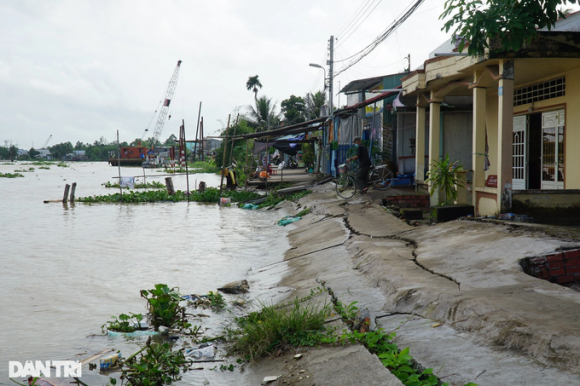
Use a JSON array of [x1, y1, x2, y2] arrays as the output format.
[[0, 161, 289, 385]]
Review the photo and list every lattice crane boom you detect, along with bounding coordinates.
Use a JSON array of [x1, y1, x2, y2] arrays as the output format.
[[149, 60, 182, 147], [43, 134, 52, 149]]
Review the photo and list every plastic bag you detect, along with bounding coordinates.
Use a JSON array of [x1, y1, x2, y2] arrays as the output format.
[[278, 216, 301, 226], [187, 344, 215, 359]]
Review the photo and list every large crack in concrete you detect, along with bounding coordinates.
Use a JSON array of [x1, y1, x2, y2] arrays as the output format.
[[342, 213, 461, 289]]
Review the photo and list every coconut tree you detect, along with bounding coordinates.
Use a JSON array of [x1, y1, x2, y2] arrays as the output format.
[[246, 96, 281, 132], [246, 75, 263, 100]]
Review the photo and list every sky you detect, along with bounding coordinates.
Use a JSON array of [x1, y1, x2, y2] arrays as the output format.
[[0, 0, 454, 149]]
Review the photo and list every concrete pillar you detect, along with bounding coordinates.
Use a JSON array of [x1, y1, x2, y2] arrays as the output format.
[[472, 85, 487, 213], [415, 96, 427, 185], [428, 90, 443, 205], [497, 60, 514, 212]]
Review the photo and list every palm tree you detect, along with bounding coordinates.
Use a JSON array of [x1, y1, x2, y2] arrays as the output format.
[[246, 96, 281, 132], [246, 75, 263, 100]]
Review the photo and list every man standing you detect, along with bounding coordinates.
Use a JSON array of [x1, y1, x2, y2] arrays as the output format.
[[347, 136, 371, 193]]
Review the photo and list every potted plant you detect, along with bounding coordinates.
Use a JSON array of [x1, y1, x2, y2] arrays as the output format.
[[425, 154, 464, 205]]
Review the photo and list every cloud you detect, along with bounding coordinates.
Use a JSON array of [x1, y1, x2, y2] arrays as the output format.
[[0, 0, 455, 146]]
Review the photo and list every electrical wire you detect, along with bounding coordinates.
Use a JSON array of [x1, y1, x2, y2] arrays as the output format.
[[336, 0, 382, 48], [335, 0, 374, 39], [334, 0, 426, 77]]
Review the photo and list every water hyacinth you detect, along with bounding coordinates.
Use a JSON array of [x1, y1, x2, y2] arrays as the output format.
[[77, 187, 262, 204]]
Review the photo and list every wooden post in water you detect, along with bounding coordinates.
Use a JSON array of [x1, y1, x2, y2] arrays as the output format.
[[69, 182, 77, 203], [63, 184, 70, 203], [227, 116, 238, 189], [219, 114, 231, 201], [116, 130, 122, 199], [165, 177, 175, 195], [266, 136, 269, 193], [245, 139, 249, 190], [200, 117, 204, 162], [193, 102, 202, 163], [181, 119, 190, 202]]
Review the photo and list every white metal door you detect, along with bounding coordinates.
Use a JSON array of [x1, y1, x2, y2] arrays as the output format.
[[512, 115, 527, 190], [541, 110, 565, 190]]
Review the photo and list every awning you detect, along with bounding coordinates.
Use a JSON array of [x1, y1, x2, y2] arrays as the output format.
[[252, 134, 308, 156], [333, 86, 403, 115], [241, 117, 325, 139]]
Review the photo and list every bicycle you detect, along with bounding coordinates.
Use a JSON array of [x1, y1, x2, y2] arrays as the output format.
[[335, 162, 393, 199]]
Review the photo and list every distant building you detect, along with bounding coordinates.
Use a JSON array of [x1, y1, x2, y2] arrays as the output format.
[[36, 149, 52, 160]]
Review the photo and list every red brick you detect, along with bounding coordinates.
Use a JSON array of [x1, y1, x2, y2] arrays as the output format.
[[558, 275, 575, 284], [546, 253, 564, 262], [404, 195, 411, 199], [549, 268, 565, 276], [548, 260, 565, 269], [566, 266, 580, 274], [566, 258, 580, 267], [387, 197, 395, 201], [530, 256, 546, 264], [565, 250, 580, 260], [410, 203, 418, 208]]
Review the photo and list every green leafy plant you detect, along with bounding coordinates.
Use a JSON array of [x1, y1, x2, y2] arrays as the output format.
[[102, 181, 165, 189], [57, 161, 69, 167], [440, 0, 572, 57], [425, 154, 464, 205], [112, 340, 192, 386], [140, 284, 190, 331], [14, 167, 34, 172], [207, 291, 226, 310], [0, 172, 24, 178], [101, 313, 143, 333], [77, 187, 261, 204]]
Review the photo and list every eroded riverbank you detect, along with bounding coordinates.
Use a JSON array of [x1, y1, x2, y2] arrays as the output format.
[[243, 183, 580, 385]]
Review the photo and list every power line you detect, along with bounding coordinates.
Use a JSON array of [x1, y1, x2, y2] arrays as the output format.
[[336, 0, 374, 39], [337, 0, 382, 48], [334, 0, 426, 77]]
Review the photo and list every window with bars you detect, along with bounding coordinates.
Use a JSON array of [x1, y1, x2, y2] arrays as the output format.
[[514, 77, 565, 106]]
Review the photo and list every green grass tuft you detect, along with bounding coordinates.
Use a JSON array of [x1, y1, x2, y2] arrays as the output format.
[[229, 299, 333, 361]]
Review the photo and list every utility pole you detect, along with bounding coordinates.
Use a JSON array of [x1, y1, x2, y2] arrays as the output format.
[[328, 35, 334, 114]]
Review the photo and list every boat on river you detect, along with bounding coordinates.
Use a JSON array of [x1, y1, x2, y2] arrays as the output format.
[[108, 146, 147, 166]]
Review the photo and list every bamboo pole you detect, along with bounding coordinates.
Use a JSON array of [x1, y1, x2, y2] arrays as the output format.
[[117, 130, 122, 199], [200, 117, 204, 162], [245, 139, 249, 190], [219, 114, 231, 201], [227, 115, 239, 186], [183, 120, 190, 202], [193, 102, 202, 163]]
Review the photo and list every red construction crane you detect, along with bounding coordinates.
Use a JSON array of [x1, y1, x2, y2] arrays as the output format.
[[141, 60, 182, 147]]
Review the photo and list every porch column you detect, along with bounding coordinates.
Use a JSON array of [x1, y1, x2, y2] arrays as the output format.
[[429, 90, 443, 205], [415, 95, 427, 185], [497, 60, 514, 212], [472, 84, 487, 213]]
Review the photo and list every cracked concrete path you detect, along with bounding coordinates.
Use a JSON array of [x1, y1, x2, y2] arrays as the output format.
[[270, 184, 580, 384]]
